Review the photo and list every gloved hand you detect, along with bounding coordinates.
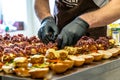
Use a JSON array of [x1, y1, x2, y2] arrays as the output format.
[[38, 16, 58, 44], [57, 17, 89, 49]]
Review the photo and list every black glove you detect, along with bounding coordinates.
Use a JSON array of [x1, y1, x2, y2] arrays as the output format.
[[38, 16, 58, 44], [57, 17, 89, 48]]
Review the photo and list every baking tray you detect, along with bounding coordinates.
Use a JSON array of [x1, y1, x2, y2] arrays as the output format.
[[1, 56, 120, 80]]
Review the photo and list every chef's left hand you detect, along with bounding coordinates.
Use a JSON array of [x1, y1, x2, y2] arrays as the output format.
[[57, 17, 89, 49]]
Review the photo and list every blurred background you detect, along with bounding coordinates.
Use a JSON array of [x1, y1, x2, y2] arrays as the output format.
[[0, 0, 120, 38], [0, 0, 55, 37]]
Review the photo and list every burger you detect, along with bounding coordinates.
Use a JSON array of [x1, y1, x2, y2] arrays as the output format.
[[45, 49, 58, 60], [64, 46, 78, 55], [13, 57, 30, 77], [30, 55, 45, 65], [13, 57, 28, 68], [2, 62, 15, 74], [45, 49, 70, 73]]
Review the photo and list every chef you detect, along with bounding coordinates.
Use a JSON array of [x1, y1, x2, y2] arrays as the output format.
[[34, 0, 120, 48]]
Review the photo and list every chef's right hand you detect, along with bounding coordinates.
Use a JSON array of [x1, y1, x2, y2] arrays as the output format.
[[38, 16, 58, 44], [57, 17, 89, 49]]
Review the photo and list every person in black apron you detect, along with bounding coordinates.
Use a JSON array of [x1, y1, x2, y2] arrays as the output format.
[[34, 0, 120, 48]]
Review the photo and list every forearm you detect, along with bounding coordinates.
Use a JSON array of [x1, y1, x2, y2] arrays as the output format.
[[80, 0, 120, 28], [34, 0, 51, 20]]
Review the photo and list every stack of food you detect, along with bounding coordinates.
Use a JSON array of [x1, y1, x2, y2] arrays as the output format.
[[13, 57, 30, 77], [45, 49, 73, 73], [29, 55, 49, 78], [0, 34, 120, 79], [0, 34, 56, 78]]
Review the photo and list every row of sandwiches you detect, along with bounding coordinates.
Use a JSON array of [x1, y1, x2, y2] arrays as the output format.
[[0, 46, 120, 79]]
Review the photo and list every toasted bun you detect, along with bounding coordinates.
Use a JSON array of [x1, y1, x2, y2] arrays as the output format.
[[61, 60, 74, 69], [89, 52, 103, 61], [56, 50, 68, 60], [14, 57, 27, 63], [50, 63, 69, 73], [29, 68, 49, 78], [2, 65, 14, 73], [68, 55, 85, 67], [106, 48, 119, 57], [98, 50, 112, 59], [45, 49, 58, 59], [14, 57, 28, 68], [14, 68, 30, 77], [46, 49, 68, 60], [80, 55, 94, 64], [31, 55, 44, 58], [116, 46, 120, 54], [30, 55, 44, 64], [64, 47, 78, 55]]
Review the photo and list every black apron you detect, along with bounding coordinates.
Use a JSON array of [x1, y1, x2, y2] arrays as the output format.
[[54, 0, 107, 39]]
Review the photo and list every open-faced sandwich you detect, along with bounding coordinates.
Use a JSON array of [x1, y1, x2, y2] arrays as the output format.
[[89, 52, 103, 61], [106, 48, 119, 57], [64, 46, 78, 55], [30, 54, 44, 65], [68, 55, 85, 67], [79, 55, 94, 64], [2, 61, 15, 74], [98, 50, 112, 59], [28, 54, 49, 78], [29, 67, 49, 79], [13, 57, 30, 77], [45, 49, 73, 73]]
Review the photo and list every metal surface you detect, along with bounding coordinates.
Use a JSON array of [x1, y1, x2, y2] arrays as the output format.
[[1, 57, 120, 80], [54, 57, 120, 80]]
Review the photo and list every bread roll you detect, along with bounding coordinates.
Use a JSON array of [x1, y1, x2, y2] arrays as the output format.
[[30, 55, 44, 64], [80, 55, 94, 64], [68, 55, 85, 67], [50, 63, 69, 73], [89, 52, 103, 61], [61, 60, 74, 69], [29, 68, 49, 78], [98, 50, 112, 59], [14, 68, 30, 77], [14, 57, 28, 68], [106, 48, 119, 57]]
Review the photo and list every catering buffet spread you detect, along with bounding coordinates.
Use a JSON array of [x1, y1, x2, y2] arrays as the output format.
[[0, 34, 120, 80]]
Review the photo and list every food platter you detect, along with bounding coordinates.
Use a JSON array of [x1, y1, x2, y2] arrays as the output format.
[[1, 56, 120, 80], [0, 34, 120, 80]]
